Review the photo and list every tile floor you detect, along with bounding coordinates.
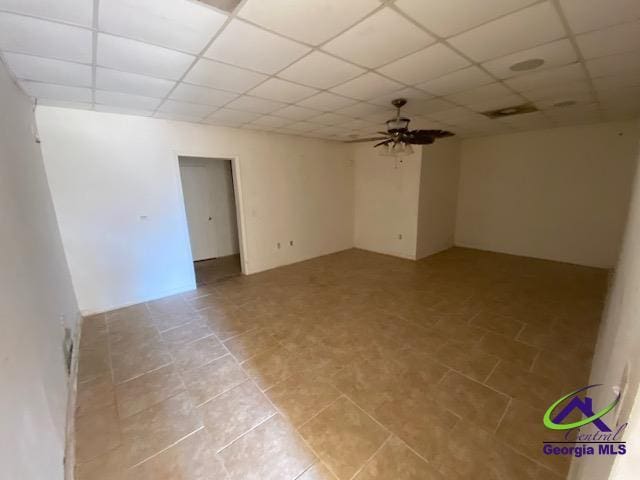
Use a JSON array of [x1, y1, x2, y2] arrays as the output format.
[[194, 254, 242, 285], [74, 247, 608, 480]]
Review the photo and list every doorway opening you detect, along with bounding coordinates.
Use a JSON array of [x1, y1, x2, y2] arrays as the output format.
[[178, 156, 242, 285]]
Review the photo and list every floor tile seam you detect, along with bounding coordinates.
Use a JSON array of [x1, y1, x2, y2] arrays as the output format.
[[483, 358, 502, 384], [500, 436, 568, 478], [213, 411, 278, 454], [127, 425, 205, 470], [347, 433, 392, 480]]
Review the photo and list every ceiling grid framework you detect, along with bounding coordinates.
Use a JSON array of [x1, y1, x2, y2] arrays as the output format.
[[0, 0, 638, 141]]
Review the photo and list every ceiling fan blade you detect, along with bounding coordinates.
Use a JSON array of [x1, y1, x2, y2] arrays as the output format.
[[373, 139, 393, 148], [413, 129, 455, 138], [403, 129, 455, 144], [345, 136, 389, 144]]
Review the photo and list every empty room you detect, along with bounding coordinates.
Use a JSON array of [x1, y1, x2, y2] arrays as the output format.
[[2, 1, 640, 480]]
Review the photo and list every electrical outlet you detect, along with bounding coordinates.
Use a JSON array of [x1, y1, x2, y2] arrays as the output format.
[[277, 242, 281, 249], [289, 240, 294, 246]]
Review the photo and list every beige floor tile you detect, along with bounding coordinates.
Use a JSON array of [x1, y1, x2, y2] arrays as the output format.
[[75, 447, 125, 480], [199, 380, 275, 451], [201, 305, 255, 340], [241, 346, 301, 390], [81, 314, 108, 347], [124, 429, 228, 480], [108, 315, 158, 348], [219, 414, 315, 480], [477, 332, 539, 370], [75, 404, 121, 463], [434, 371, 510, 431], [353, 436, 443, 480], [223, 327, 280, 362], [151, 310, 203, 333], [181, 354, 247, 405], [115, 364, 184, 418], [106, 304, 150, 322], [299, 396, 389, 480], [111, 337, 172, 384], [169, 334, 228, 372], [436, 341, 500, 382], [160, 317, 212, 347], [470, 311, 524, 338], [147, 293, 194, 317], [76, 375, 115, 417], [297, 462, 339, 480], [485, 361, 564, 407], [266, 372, 341, 427], [119, 391, 203, 467], [77, 341, 111, 383]]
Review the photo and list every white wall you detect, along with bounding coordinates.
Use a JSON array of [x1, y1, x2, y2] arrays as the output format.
[[179, 157, 239, 258], [352, 143, 422, 259], [416, 138, 461, 259], [36, 107, 353, 314], [455, 122, 639, 268], [571, 127, 640, 480], [0, 62, 79, 480]]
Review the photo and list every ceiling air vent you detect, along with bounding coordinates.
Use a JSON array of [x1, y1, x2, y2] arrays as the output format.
[[194, 0, 242, 13], [481, 103, 538, 119]]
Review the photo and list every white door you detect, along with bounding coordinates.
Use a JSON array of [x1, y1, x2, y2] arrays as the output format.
[[180, 164, 217, 260]]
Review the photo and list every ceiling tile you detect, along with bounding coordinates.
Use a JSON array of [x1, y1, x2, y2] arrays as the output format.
[[448, 2, 565, 61], [157, 99, 216, 117], [237, 0, 379, 45], [593, 71, 640, 91], [308, 112, 352, 126], [296, 92, 358, 111], [3, 53, 92, 87], [205, 108, 260, 124], [95, 90, 162, 110], [204, 19, 310, 74], [335, 102, 389, 117], [378, 43, 470, 85], [482, 39, 578, 79], [330, 72, 403, 101], [97, 33, 195, 80], [498, 111, 552, 129], [417, 66, 493, 96], [520, 81, 592, 101], [368, 88, 433, 107], [576, 21, 640, 59], [0, 0, 93, 27], [466, 94, 527, 112], [505, 63, 586, 91], [395, 0, 537, 38], [99, 0, 227, 54], [0, 13, 92, 63], [270, 105, 320, 121], [407, 116, 451, 130], [184, 58, 267, 93], [96, 67, 176, 98], [169, 83, 237, 106], [586, 51, 640, 77], [445, 83, 513, 105], [560, 0, 640, 34], [95, 105, 154, 117], [533, 91, 595, 109], [426, 106, 476, 123], [250, 115, 292, 128], [278, 51, 365, 89], [225, 95, 287, 114], [21, 80, 92, 102], [286, 121, 322, 132], [339, 118, 375, 130], [247, 78, 317, 103], [37, 99, 92, 110], [154, 111, 205, 123], [322, 8, 435, 68], [403, 98, 456, 115]]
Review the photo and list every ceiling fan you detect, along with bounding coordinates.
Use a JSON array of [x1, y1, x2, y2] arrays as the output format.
[[352, 98, 455, 155]]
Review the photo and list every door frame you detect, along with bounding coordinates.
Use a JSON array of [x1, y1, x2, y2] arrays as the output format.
[[174, 153, 248, 276]]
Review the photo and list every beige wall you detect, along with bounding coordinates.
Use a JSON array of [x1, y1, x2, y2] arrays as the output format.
[[571, 127, 640, 480], [36, 107, 353, 314], [352, 142, 422, 259], [455, 122, 639, 268], [416, 137, 461, 259], [0, 62, 79, 479]]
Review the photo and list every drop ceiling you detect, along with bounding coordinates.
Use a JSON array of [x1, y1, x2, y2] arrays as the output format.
[[0, 0, 638, 141]]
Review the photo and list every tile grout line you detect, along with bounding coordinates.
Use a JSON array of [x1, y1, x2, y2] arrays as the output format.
[[348, 434, 392, 480], [214, 411, 278, 454]]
